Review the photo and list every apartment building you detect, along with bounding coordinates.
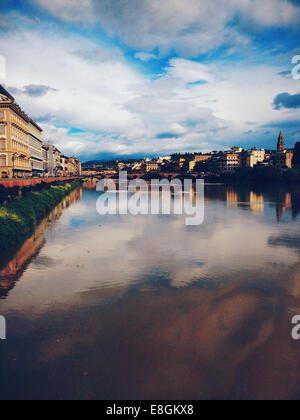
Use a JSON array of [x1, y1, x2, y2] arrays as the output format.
[[195, 154, 213, 163], [68, 157, 82, 176], [241, 148, 265, 168], [0, 85, 83, 179], [42, 143, 55, 177], [29, 119, 43, 177], [218, 153, 240, 173], [146, 160, 160, 173], [0, 85, 32, 178], [60, 156, 68, 177], [190, 154, 213, 171]]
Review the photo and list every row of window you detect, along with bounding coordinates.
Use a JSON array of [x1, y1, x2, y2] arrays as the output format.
[[29, 127, 42, 141], [10, 112, 26, 129], [30, 149, 43, 159], [13, 157, 31, 169], [29, 136, 42, 148], [12, 139, 28, 154], [31, 161, 43, 170], [11, 125, 28, 143]]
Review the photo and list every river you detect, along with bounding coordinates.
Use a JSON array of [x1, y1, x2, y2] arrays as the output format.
[[0, 181, 300, 400]]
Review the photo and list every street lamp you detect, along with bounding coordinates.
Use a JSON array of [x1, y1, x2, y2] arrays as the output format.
[[12, 152, 18, 179]]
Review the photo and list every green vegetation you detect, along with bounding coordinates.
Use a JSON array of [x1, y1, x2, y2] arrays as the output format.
[[0, 180, 82, 252]]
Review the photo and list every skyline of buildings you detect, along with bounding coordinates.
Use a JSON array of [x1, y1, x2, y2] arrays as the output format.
[[83, 131, 297, 177]]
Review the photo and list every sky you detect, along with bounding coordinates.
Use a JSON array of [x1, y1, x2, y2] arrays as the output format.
[[0, 0, 299, 162]]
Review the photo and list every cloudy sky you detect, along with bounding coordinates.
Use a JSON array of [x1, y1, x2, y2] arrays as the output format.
[[0, 0, 299, 162]]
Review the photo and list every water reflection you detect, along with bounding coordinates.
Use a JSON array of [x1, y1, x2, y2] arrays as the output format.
[[0, 188, 82, 298], [0, 182, 300, 400]]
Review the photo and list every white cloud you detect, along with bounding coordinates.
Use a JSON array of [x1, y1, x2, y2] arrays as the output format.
[[0, 24, 299, 159], [135, 52, 157, 62], [166, 59, 213, 84], [32, 0, 94, 23], [31, 0, 300, 57]]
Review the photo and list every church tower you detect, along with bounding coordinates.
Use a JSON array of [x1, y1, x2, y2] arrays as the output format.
[[277, 131, 284, 152]]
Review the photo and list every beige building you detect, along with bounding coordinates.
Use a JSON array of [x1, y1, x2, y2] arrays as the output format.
[[218, 153, 240, 173], [189, 160, 197, 171], [146, 161, 160, 172], [68, 157, 82, 176], [195, 154, 212, 163], [242, 148, 265, 168], [273, 150, 293, 169], [0, 85, 32, 178]]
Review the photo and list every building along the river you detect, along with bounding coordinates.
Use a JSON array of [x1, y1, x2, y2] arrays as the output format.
[[29, 119, 43, 177], [270, 132, 293, 169], [68, 157, 82, 176], [241, 148, 265, 168], [0, 85, 82, 179], [42, 143, 56, 177], [0, 85, 32, 178]]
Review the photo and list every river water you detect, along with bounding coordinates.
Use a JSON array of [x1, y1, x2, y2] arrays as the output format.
[[0, 181, 300, 400]]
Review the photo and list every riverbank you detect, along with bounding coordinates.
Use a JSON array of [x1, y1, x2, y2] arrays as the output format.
[[209, 167, 300, 185], [0, 180, 82, 254]]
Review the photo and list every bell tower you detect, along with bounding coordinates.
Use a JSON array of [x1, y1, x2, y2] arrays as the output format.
[[277, 131, 284, 152]]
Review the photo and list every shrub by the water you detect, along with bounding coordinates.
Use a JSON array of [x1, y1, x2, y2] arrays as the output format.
[[0, 180, 81, 251]]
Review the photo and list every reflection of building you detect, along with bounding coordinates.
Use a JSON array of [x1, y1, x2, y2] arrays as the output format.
[[226, 190, 239, 208], [0, 187, 82, 297], [0, 85, 33, 178], [249, 192, 264, 213], [276, 192, 293, 223]]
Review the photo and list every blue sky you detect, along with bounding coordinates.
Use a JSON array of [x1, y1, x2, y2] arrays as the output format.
[[0, 0, 300, 162]]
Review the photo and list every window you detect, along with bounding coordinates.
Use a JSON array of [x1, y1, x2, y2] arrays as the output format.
[[0, 156, 6, 167], [0, 112, 4, 120], [0, 140, 5, 150], [0, 125, 5, 134]]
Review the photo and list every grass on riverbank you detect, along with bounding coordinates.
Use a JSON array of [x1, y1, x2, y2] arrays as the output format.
[[0, 180, 82, 252]]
